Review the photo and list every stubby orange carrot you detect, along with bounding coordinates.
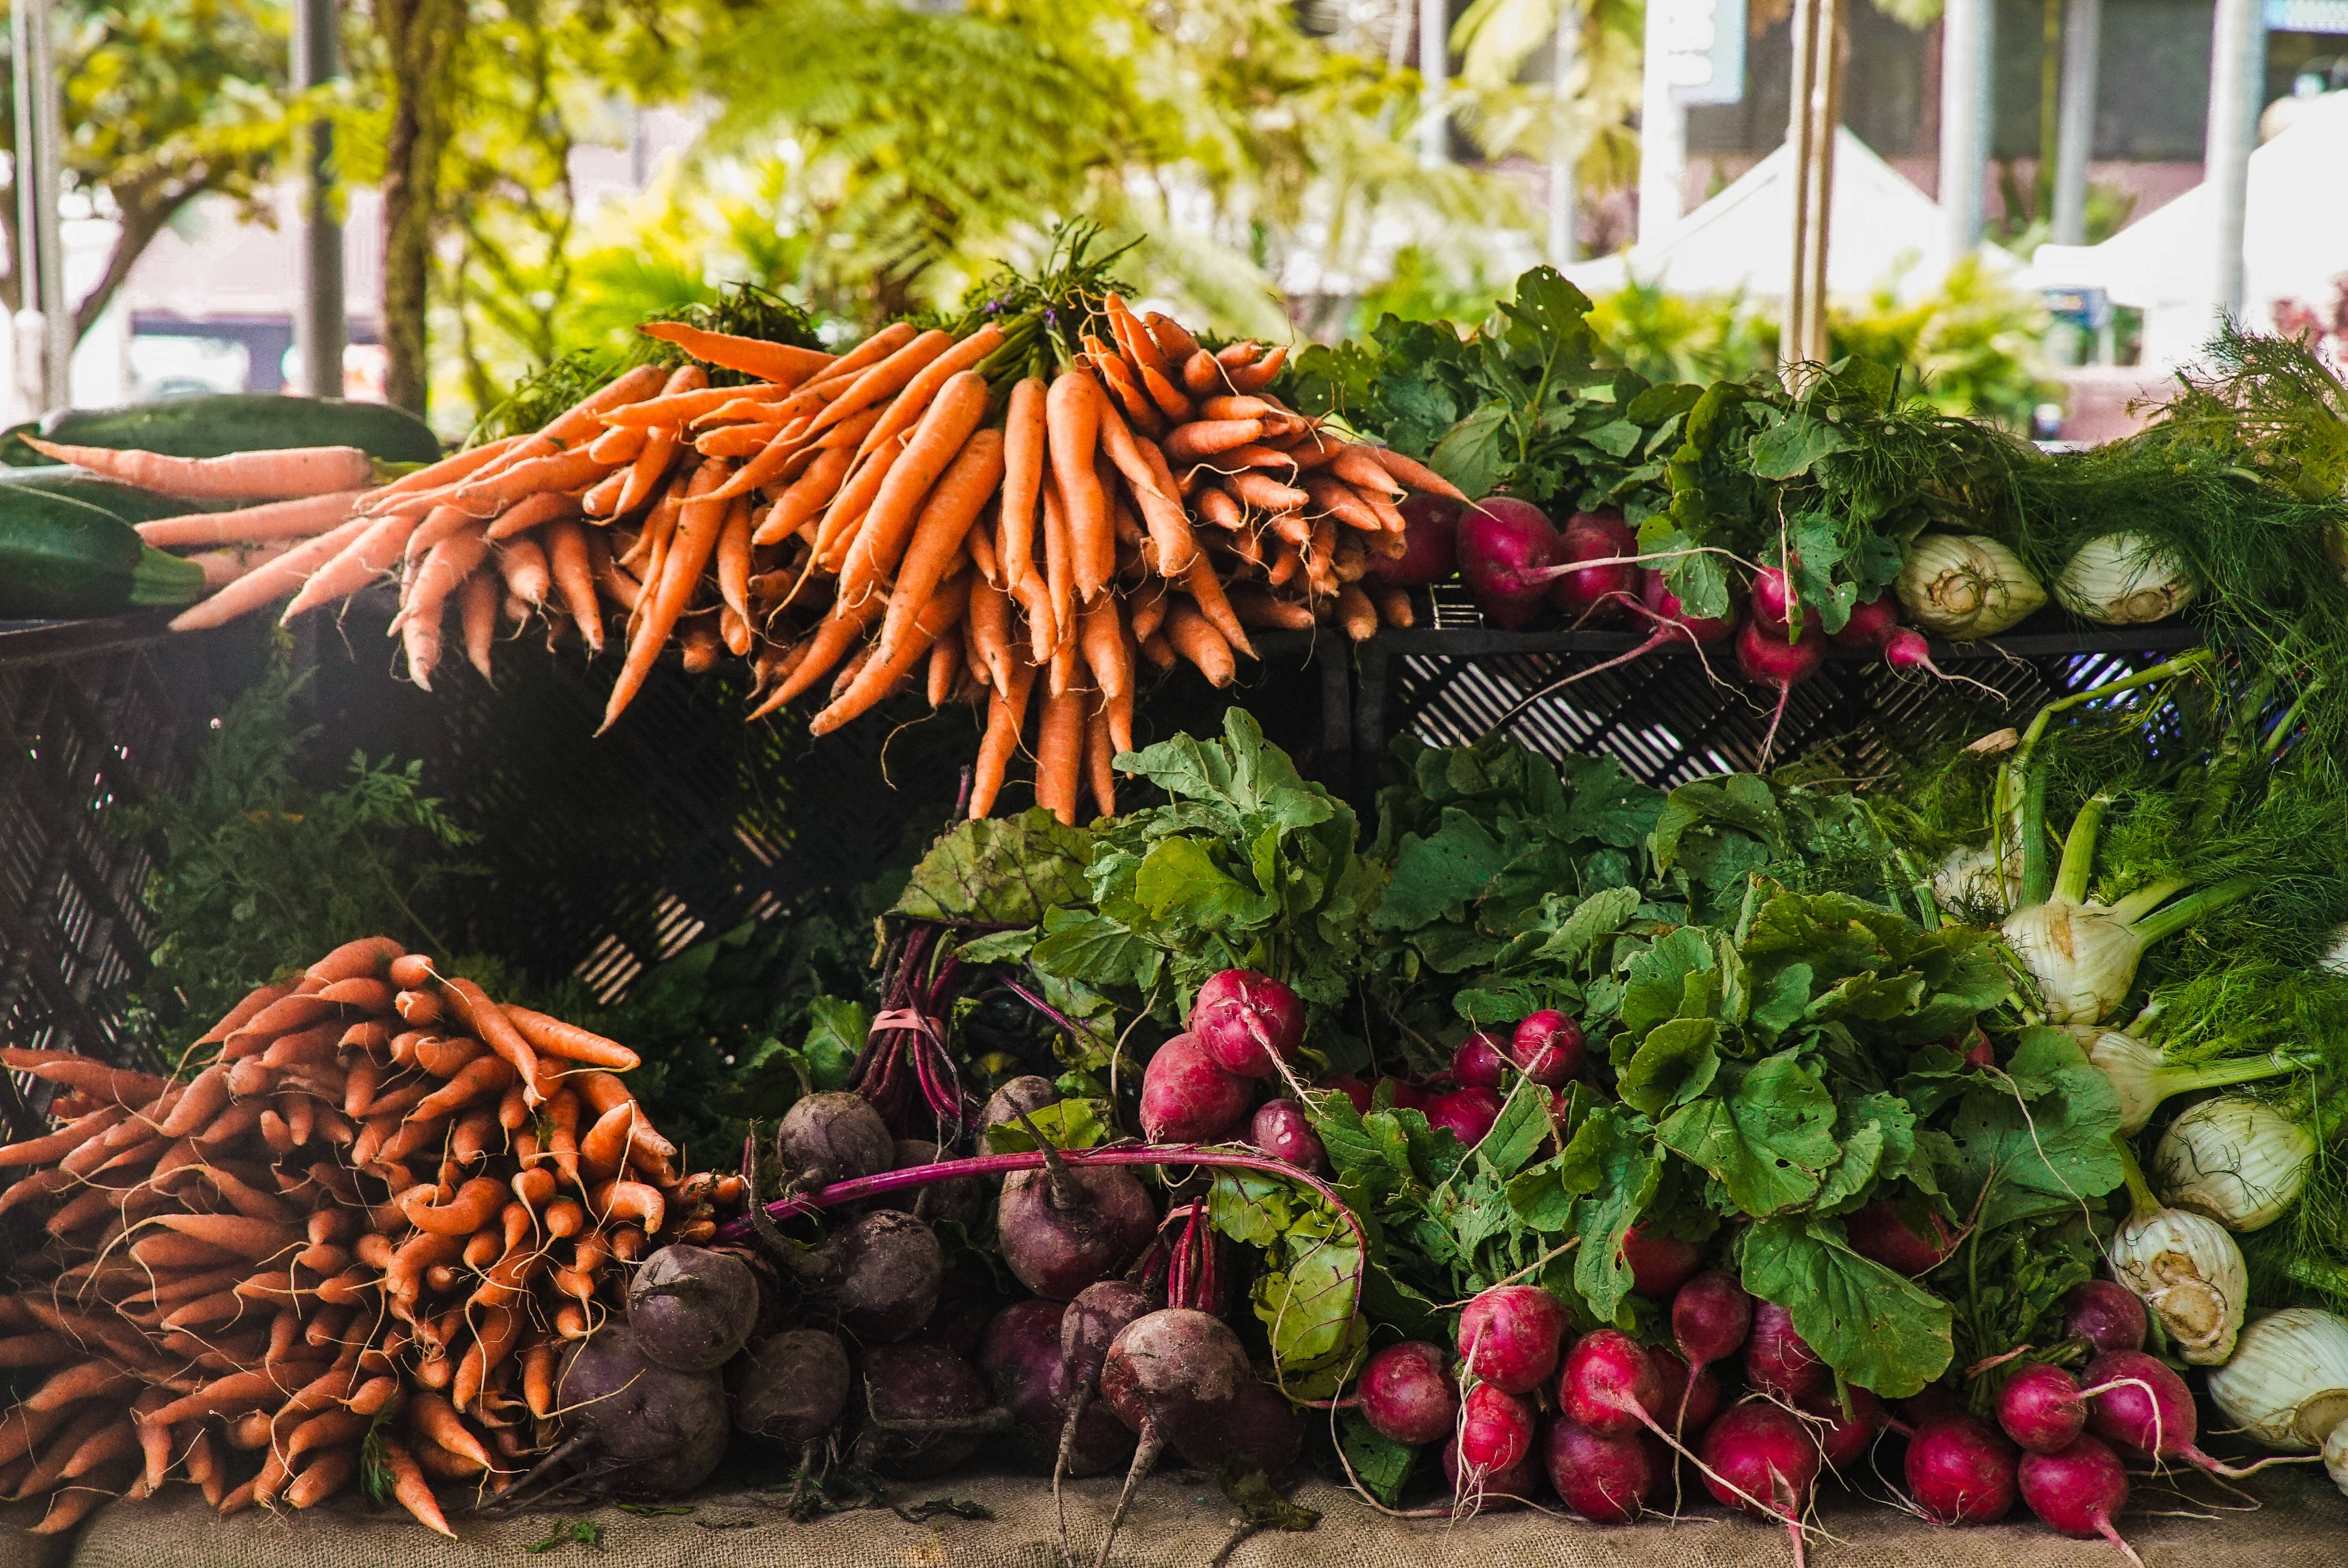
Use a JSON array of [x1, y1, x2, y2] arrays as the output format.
[[1032, 679, 1087, 826]]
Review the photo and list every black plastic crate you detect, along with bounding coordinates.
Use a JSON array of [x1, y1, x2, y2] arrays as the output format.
[[0, 614, 202, 1092], [1350, 588, 2202, 811]]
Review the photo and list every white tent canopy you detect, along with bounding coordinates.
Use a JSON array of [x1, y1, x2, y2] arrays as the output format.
[[1564, 128, 2010, 303], [2028, 91, 2348, 371]]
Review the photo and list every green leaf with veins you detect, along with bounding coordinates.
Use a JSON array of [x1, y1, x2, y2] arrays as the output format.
[[1618, 1017, 1721, 1114], [1657, 1051, 1839, 1215], [1559, 1104, 1659, 1325], [1948, 1027, 2126, 1230], [892, 808, 1093, 925], [1742, 1214, 1953, 1397]]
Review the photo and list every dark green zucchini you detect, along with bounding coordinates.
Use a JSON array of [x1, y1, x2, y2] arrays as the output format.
[[2, 394, 441, 466], [0, 466, 221, 524], [0, 488, 206, 618]]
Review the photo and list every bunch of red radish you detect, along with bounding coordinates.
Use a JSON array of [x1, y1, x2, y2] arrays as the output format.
[[1326, 1011, 1587, 1149], [1349, 1264, 2216, 1565], [1431, 492, 1964, 764]]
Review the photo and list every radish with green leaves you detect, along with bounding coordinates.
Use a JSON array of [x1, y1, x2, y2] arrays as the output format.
[[1744, 1299, 1828, 1400], [1700, 1402, 1822, 1568], [1458, 1284, 1566, 1394], [1458, 497, 1559, 629], [1191, 969, 1305, 1079], [1735, 614, 1827, 766], [1904, 1414, 2019, 1522], [1621, 1224, 1703, 1298], [1138, 1032, 1252, 1143], [1509, 1010, 1585, 1087], [1544, 1416, 1669, 1522], [1545, 510, 1638, 624], [1358, 1341, 1459, 1444], [1998, 1363, 2090, 1455], [2064, 1280, 2148, 1353], [2018, 1437, 2144, 1565]]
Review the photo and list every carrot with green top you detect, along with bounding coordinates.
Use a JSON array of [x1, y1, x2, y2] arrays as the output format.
[[851, 325, 1005, 461], [800, 326, 950, 443], [600, 460, 731, 731]]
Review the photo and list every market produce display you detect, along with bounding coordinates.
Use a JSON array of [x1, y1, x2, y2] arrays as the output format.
[[0, 937, 728, 1534], [10, 259, 2348, 1562]]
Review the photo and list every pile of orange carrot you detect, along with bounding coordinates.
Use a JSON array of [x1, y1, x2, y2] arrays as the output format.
[[0, 936, 726, 1535], [109, 296, 1463, 823]]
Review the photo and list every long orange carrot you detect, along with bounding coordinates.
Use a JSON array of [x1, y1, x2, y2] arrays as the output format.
[[808, 572, 973, 736], [169, 515, 371, 631], [834, 372, 991, 609], [1077, 593, 1132, 701], [873, 428, 1006, 662], [1046, 371, 1109, 601], [751, 443, 857, 546], [395, 522, 491, 636], [811, 431, 910, 571], [450, 447, 610, 517], [359, 435, 517, 509], [1039, 471, 1075, 658], [279, 510, 420, 621], [969, 652, 1036, 818], [801, 327, 950, 443], [600, 461, 730, 731], [967, 576, 1016, 700], [1033, 679, 1086, 826], [1000, 377, 1047, 596], [716, 495, 753, 626], [1183, 546, 1256, 657], [851, 325, 1005, 462], [25, 437, 371, 500], [137, 490, 364, 548], [1084, 699, 1117, 818], [755, 595, 885, 716], [637, 322, 833, 385], [1095, 400, 1194, 576]]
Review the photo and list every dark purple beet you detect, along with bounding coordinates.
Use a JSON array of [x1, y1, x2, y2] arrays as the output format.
[[974, 1298, 1132, 1475], [776, 1091, 895, 1191], [996, 1161, 1157, 1301], [828, 1209, 943, 1344], [980, 1075, 1061, 1138], [851, 1342, 995, 1477], [732, 1328, 852, 1449], [1063, 1280, 1155, 1386], [549, 1324, 729, 1500], [626, 1244, 760, 1373]]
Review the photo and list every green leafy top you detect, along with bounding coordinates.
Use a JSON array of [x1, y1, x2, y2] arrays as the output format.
[[1028, 710, 1385, 1021], [892, 809, 1093, 928]]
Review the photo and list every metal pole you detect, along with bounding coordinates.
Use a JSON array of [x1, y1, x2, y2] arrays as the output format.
[[1419, 0, 1450, 167], [17, 0, 68, 411], [1639, 0, 1687, 243], [2049, 0, 2100, 246], [1937, 0, 1991, 259], [2202, 0, 2260, 324], [292, 0, 345, 398], [1548, 2, 1579, 265]]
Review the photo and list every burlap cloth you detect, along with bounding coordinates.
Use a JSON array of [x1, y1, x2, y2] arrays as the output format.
[[20, 1460, 2343, 1568]]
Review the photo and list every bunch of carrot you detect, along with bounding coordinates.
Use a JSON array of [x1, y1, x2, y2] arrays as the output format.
[[132, 296, 1462, 823], [0, 936, 726, 1536]]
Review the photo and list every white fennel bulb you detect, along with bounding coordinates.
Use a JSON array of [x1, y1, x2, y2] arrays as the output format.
[[2065, 1027, 2307, 1135], [2208, 1309, 2348, 1450], [2151, 1096, 2314, 1232], [1896, 535, 2047, 639], [2108, 1206, 2247, 1365], [1933, 843, 2022, 913], [2324, 1419, 2348, 1498], [2003, 899, 2144, 1025], [2054, 533, 2195, 625]]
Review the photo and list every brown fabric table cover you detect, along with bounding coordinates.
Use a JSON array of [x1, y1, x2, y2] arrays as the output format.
[[32, 1462, 2348, 1568]]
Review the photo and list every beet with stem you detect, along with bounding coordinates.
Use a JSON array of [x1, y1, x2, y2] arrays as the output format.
[[852, 1341, 1001, 1478], [995, 1134, 1157, 1301], [509, 1324, 730, 1504], [626, 1244, 761, 1373], [829, 1209, 943, 1344], [732, 1328, 853, 1452], [776, 1092, 895, 1193]]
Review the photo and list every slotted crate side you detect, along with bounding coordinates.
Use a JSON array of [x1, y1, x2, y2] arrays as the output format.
[[0, 635, 197, 1072]]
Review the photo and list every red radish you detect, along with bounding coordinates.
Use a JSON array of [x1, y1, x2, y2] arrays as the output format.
[[1138, 1033, 1251, 1143], [1442, 1429, 1542, 1512], [1357, 1341, 1458, 1445], [2018, 1437, 2144, 1566], [1671, 1270, 1751, 1434], [1998, 1363, 2089, 1455], [1327, 1075, 1374, 1114], [1457, 497, 1559, 629], [1735, 616, 1827, 766], [1744, 1300, 1828, 1401], [1700, 1402, 1821, 1567], [1190, 970, 1305, 1079], [1845, 1199, 1956, 1275], [1327, 1075, 1426, 1114], [1904, 1414, 2018, 1523], [1450, 1032, 1508, 1090], [1458, 1382, 1538, 1473], [1545, 510, 1637, 624], [2081, 1349, 2294, 1477], [1456, 1284, 1567, 1394], [1509, 1010, 1584, 1087], [1249, 1100, 1328, 1174], [1370, 494, 1460, 587], [1424, 1086, 1503, 1148], [1648, 1345, 1722, 1437], [1620, 1224, 1703, 1298], [1795, 1385, 1887, 1471], [2063, 1282, 2147, 1355], [1749, 567, 1819, 635], [1958, 1027, 1996, 1068], [1830, 592, 1900, 647], [1543, 1416, 1669, 1522], [1560, 1328, 1664, 1437]]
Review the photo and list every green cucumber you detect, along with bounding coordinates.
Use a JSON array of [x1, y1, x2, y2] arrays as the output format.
[[2, 394, 442, 466], [0, 465, 221, 524], [0, 488, 206, 618]]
